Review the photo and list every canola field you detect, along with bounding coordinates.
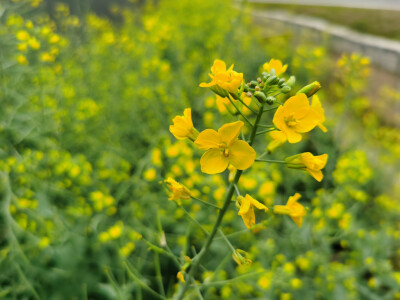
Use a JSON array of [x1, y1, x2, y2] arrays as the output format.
[[0, 0, 399, 299]]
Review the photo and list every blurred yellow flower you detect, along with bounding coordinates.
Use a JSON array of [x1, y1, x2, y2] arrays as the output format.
[[266, 130, 287, 153], [164, 177, 191, 202], [273, 93, 322, 143], [169, 108, 199, 141], [143, 168, 156, 181], [263, 58, 287, 76], [311, 95, 327, 132], [274, 193, 306, 227], [194, 121, 256, 174], [177, 271, 185, 283], [16, 54, 28, 65], [285, 152, 328, 182], [216, 92, 252, 115], [200, 59, 243, 94], [16, 30, 30, 41], [28, 37, 40, 50], [237, 194, 268, 229]]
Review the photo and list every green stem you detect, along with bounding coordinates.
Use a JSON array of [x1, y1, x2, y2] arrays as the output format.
[[258, 124, 274, 128], [218, 229, 236, 254], [175, 102, 265, 300], [154, 253, 166, 297], [191, 196, 221, 209], [226, 94, 253, 127], [263, 106, 279, 112], [181, 206, 209, 236], [256, 128, 276, 135], [237, 95, 257, 114], [255, 159, 286, 164]]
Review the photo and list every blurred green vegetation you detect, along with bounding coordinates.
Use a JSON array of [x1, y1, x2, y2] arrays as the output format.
[[252, 3, 400, 40], [0, 0, 399, 299]]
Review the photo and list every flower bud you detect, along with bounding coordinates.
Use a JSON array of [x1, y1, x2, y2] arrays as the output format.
[[210, 85, 229, 98], [261, 72, 270, 81], [296, 81, 321, 97], [265, 75, 278, 86], [278, 78, 286, 86], [286, 76, 296, 87], [281, 86, 291, 94], [254, 91, 268, 103], [266, 96, 276, 105]]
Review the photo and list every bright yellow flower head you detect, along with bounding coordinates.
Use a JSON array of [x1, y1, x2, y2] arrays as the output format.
[[164, 178, 191, 202], [263, 59, 288, 76], [267, 130, 287, 153], [285, 152, 328, 182], [237, 194, 268, 229], [311, 95, 327, 132], [274, 193, 306, 227], [169, 108, 199, 141], [200, 59, 243, 94], [194, 121, 256, 174], [273, 93, 322, 143]]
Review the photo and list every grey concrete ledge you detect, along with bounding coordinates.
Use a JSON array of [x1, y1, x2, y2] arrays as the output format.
[[252, 10, 400, 75]]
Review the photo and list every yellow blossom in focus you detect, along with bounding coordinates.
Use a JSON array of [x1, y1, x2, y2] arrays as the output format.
[[200, 59, 243, 94], [263, 58, 288, 76], [311, 95, 327, 132], [273, 94, 323, 143], [164, 177, 191, 202], [267, 130, 287, 153], [169, 108, 199, 141], [237, 194, 268, 229], [285, 152, 328, 182], [194, 121, 256, 174], [274, 193, 306, 227]]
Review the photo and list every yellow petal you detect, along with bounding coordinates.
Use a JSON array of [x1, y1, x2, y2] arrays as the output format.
[[248, 195, 268, 212], [306, 169, 323, 182], [287, 193, 301, 206], [285, 127, 302, 144], [218, 121, 244, 145], [211, 59, 227, 74], [200, 149, 229, 174], [272, 106, 286, 131], [292, 216, 303, 227], [293, 109, 320, 133], [240, 207, 255, 229], [283, 94, 310, 120], [194, 129, 220, 150], [183, 108, 193, 127], [228, 140, 256, 170], [238, 196, 251, 215]]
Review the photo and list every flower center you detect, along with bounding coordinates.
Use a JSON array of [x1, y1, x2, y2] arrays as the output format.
[[218, 143, 229, 157], [284, 114, 297, 127]]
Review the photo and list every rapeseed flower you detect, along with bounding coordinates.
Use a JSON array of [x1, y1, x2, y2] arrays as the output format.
[[237, 194, 268, 229], [274, 193, 306, 227], [200, 59, 243, 94], [273, 93, 322, 143], [263, 58, 287, 76], [169, 108, 199, 141], [285, 152, 328, 182], [164, 178, 191, 202], [311, 95, 327, 132], [266, 130, 287, 153], [194, 121, 255, 174]]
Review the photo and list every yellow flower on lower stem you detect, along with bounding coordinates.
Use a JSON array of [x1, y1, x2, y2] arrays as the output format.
[[266, 130, 287, 153], [237, 194, 268, 229], [274, 193, 306, 227], [169, 108, 199, 141], [311, 95, 327, 132], [200, 59, 243, 94], [263, 58, 288, 76], [285, 152, 328, 182], [194, 121, 256, 174], [164, 178, 191, 203]]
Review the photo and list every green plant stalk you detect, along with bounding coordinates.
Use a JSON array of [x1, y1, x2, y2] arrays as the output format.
[[175, 102, 265, 299]]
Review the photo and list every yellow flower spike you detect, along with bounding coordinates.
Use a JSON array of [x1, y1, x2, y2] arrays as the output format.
[[169, 108, 199, 141], [266, 130, 287, 153], [274, 193, 306, 227], [285, 152, 328, 182], [237, 194, 268, 229], [164, 178, 191, 203], [194, 121, 256, 174], [310, 95, 327, 132], [273, 93, 322, 143], [263, 59, 288, 76], [200, 59, 243, 94]]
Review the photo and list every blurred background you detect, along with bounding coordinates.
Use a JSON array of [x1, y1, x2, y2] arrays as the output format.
[[0, 0, 399, 299]]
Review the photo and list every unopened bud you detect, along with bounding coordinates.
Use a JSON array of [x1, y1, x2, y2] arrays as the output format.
[[246, 92, 252, 97], [281, 86, 291, 94], [254, 91, 268, 103], [278, 78, 285, 87], [265, 75, 278, 86], [255, 86, 260, 91], [250, 80, 259, 87], [257, 77, 262, 83], [296, 81, 321, 97], [261, 72, 270, 81], [266, 96, 276, 105], [286, 76, 296, 87]]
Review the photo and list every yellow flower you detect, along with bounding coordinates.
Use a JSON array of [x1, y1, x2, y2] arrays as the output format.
[[285, 152, 328, 182], [164, 178, 191, 202], [169, 108, 199, 141], [311, 95, 327, 132], [16, 30, 30, 41], [200, 59, 243, 94], [194, 121, 256, 174], [16, 54, 28, 65], [263, 59, 288, 76], [273, 93, 322, 143], [237, 194, 268, 229], [177, 271, 185, 283], [216, 92, 252, 115], [266, 130, 287, 153], [274, 193, 306, 227]]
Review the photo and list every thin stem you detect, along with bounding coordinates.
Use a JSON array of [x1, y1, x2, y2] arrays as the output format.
[[257, 151, 268, 160], [154, 253, 166, 297], [176, 101, 266, 300], [255, 159, 286, 164], [233, 184, 240, 196], [181, 207, 209, 236], [226, 94, 253, 127], [218, 229, 236, 254], [237, 96, 257, 114], [263, 106, 279, 112], [258, 124, 274, 128], [256, 128, 276, 135], [191, 196, 221, 209]]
